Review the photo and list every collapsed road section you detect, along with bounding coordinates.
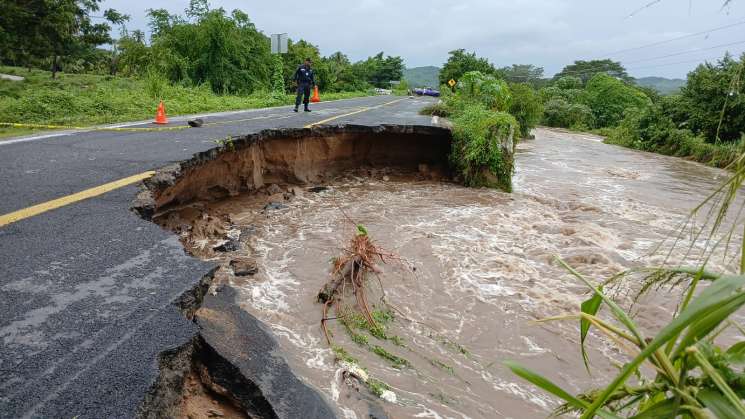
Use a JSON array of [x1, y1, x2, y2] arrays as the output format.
[[132, 125, 455, 418]]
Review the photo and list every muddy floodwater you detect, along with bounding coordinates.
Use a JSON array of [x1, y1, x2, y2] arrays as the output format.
[[165, 127, 738, 418]]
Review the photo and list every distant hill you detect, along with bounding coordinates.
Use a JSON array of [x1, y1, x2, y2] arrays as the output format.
[[403, 66, 440, 88], [635, 76, 685, 95]]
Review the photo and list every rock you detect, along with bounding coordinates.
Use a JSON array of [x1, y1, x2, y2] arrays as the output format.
[[380, 390, 397, 403], [382, 176, 390, 181], [267, 184, 283, 195], [418, 164, 429, 174], [213, 239, 240, 252], [263, 202, 288, 211], [207, 408, 224, 417], [307, 186, 328, 193], [290, 187, 304, 197], [187, 118, 204, 128], [230, 259, 258, 276], [340, 361, 368, 382], [283, 192, 293, 201]]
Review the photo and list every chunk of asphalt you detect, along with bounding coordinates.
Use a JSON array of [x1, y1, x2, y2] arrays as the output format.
[[229, 259, 258, 276], [213, 239, 241, 252]]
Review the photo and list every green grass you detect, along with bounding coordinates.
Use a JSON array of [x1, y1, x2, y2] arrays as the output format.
[[0, 65, 370, 139]]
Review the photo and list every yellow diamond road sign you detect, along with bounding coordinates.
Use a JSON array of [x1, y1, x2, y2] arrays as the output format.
[[448, 79, 456, 87]]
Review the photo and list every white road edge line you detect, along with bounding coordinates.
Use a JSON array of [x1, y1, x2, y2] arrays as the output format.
[[0, 95, 392, 146]]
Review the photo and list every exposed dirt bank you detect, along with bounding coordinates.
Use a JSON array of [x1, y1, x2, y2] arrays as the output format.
[[134, 124, 452, 217], [133, 125, 453, 419]]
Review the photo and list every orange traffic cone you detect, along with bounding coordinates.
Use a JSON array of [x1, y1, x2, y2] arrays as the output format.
[[154, 100, 168, 124], [310, 85, 320, 103]]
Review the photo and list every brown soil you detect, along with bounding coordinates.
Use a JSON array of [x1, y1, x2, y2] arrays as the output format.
[[179, 362, 249, 419]]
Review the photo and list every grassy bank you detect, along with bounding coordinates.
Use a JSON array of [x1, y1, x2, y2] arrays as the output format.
[[0, 66, 370, 138]]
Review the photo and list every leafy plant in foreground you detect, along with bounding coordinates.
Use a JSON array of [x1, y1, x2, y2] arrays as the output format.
[[507, 155, 745, 418]]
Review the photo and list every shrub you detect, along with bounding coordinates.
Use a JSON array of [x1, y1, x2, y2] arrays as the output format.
[[605, 104, 743, 168], [508, 83, 543, 138], [458, 71, 511, 111], [451, 104, 519, 191], [543, 98, 594, 129], [583, 73, 651, 128]]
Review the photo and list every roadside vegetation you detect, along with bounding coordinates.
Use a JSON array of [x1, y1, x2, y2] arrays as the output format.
[[540, 54, 745, 169], [0, 66, 367, 136], [433, 48, 745, 169], [507, 146, 745, 418], [0, 0, 406, 137]]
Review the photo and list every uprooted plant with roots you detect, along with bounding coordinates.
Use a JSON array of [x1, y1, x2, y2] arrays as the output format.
[[318, 222, 398, 346]]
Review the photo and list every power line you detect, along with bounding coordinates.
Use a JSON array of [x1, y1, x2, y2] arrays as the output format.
[[601, 19, 745, 57], [625, 0, 664, 19], [623, 39, 745, 64]]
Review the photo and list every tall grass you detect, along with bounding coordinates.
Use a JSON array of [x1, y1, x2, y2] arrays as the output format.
[[0, 65, 369, 137]]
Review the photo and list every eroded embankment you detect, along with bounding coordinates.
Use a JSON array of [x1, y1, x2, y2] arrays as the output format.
[[133, 125, 453, 419], [134, 124, 452, 217]]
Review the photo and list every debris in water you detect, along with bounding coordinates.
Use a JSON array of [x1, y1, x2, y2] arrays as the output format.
[[213, 239, 240, 252], [229, 259, 258, 276], [379, 390, 397, 403], [263, 202, 288, 211]]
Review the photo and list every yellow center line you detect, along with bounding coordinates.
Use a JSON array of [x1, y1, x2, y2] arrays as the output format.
[[304, 98, 406, 128], [0, 171, 155, 228], [1, 98, 407, 227]]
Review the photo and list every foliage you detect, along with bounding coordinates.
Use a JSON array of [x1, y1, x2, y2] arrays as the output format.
[[146, 6, 272, 94], [605, 103, 743, 168], [450, 103, 518, 191], [678, 53, 745, 143], [543, 98, 594, 129], [507, 150, 745, 417], [499, 64, 545, 86], [0, 65, 368, 138], [458, 71, 512, 111], [270, 55, 285, 98], [439, 49, 502, 86], [554, 59, 632, 85], [601, 52, 745, 167], [508, 83, 543, 138], [0, 0, 128, 78], [583, 73, 651, 128]]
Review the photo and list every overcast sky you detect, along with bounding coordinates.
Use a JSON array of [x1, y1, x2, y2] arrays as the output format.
[[101, 0, 745, 79]]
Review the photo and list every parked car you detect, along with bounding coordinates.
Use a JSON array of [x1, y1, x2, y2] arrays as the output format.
[[413, 87, 440, 97]]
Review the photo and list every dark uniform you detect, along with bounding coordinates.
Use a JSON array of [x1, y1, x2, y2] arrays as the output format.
[[294, 63, 315, 111]]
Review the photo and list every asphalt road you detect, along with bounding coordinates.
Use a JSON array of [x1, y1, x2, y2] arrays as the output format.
[[0, 95, 437, 418]]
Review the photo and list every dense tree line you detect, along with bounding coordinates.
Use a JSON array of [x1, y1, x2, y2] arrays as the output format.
[[0, 0, 405, 94], [438, 49, 745, 167]]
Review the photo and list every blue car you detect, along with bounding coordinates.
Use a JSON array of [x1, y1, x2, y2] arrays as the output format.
[[413, 87, 440, 97]]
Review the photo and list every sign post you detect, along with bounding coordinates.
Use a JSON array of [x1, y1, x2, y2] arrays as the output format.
[[270, 33, 288, 54]]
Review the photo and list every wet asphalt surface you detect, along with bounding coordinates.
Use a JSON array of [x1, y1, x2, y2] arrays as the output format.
[[0, 95, 436, 418]]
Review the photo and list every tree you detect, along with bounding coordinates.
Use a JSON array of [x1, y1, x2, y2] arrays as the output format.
[[583, 73, 651, 127], [508, 83, 544, 138], [554, 59, 632, 85], [680, 53, 745, 142], [500, 64, 544, 85], [148, 6, 272, 94], [0, 1, 128, 77], [439, 49, 500, 86]]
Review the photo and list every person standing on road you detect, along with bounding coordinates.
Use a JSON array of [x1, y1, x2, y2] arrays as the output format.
[[293, 58, 315, 112]]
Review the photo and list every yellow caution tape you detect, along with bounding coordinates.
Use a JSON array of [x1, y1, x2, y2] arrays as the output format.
[[0, 122, 191, 132]]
